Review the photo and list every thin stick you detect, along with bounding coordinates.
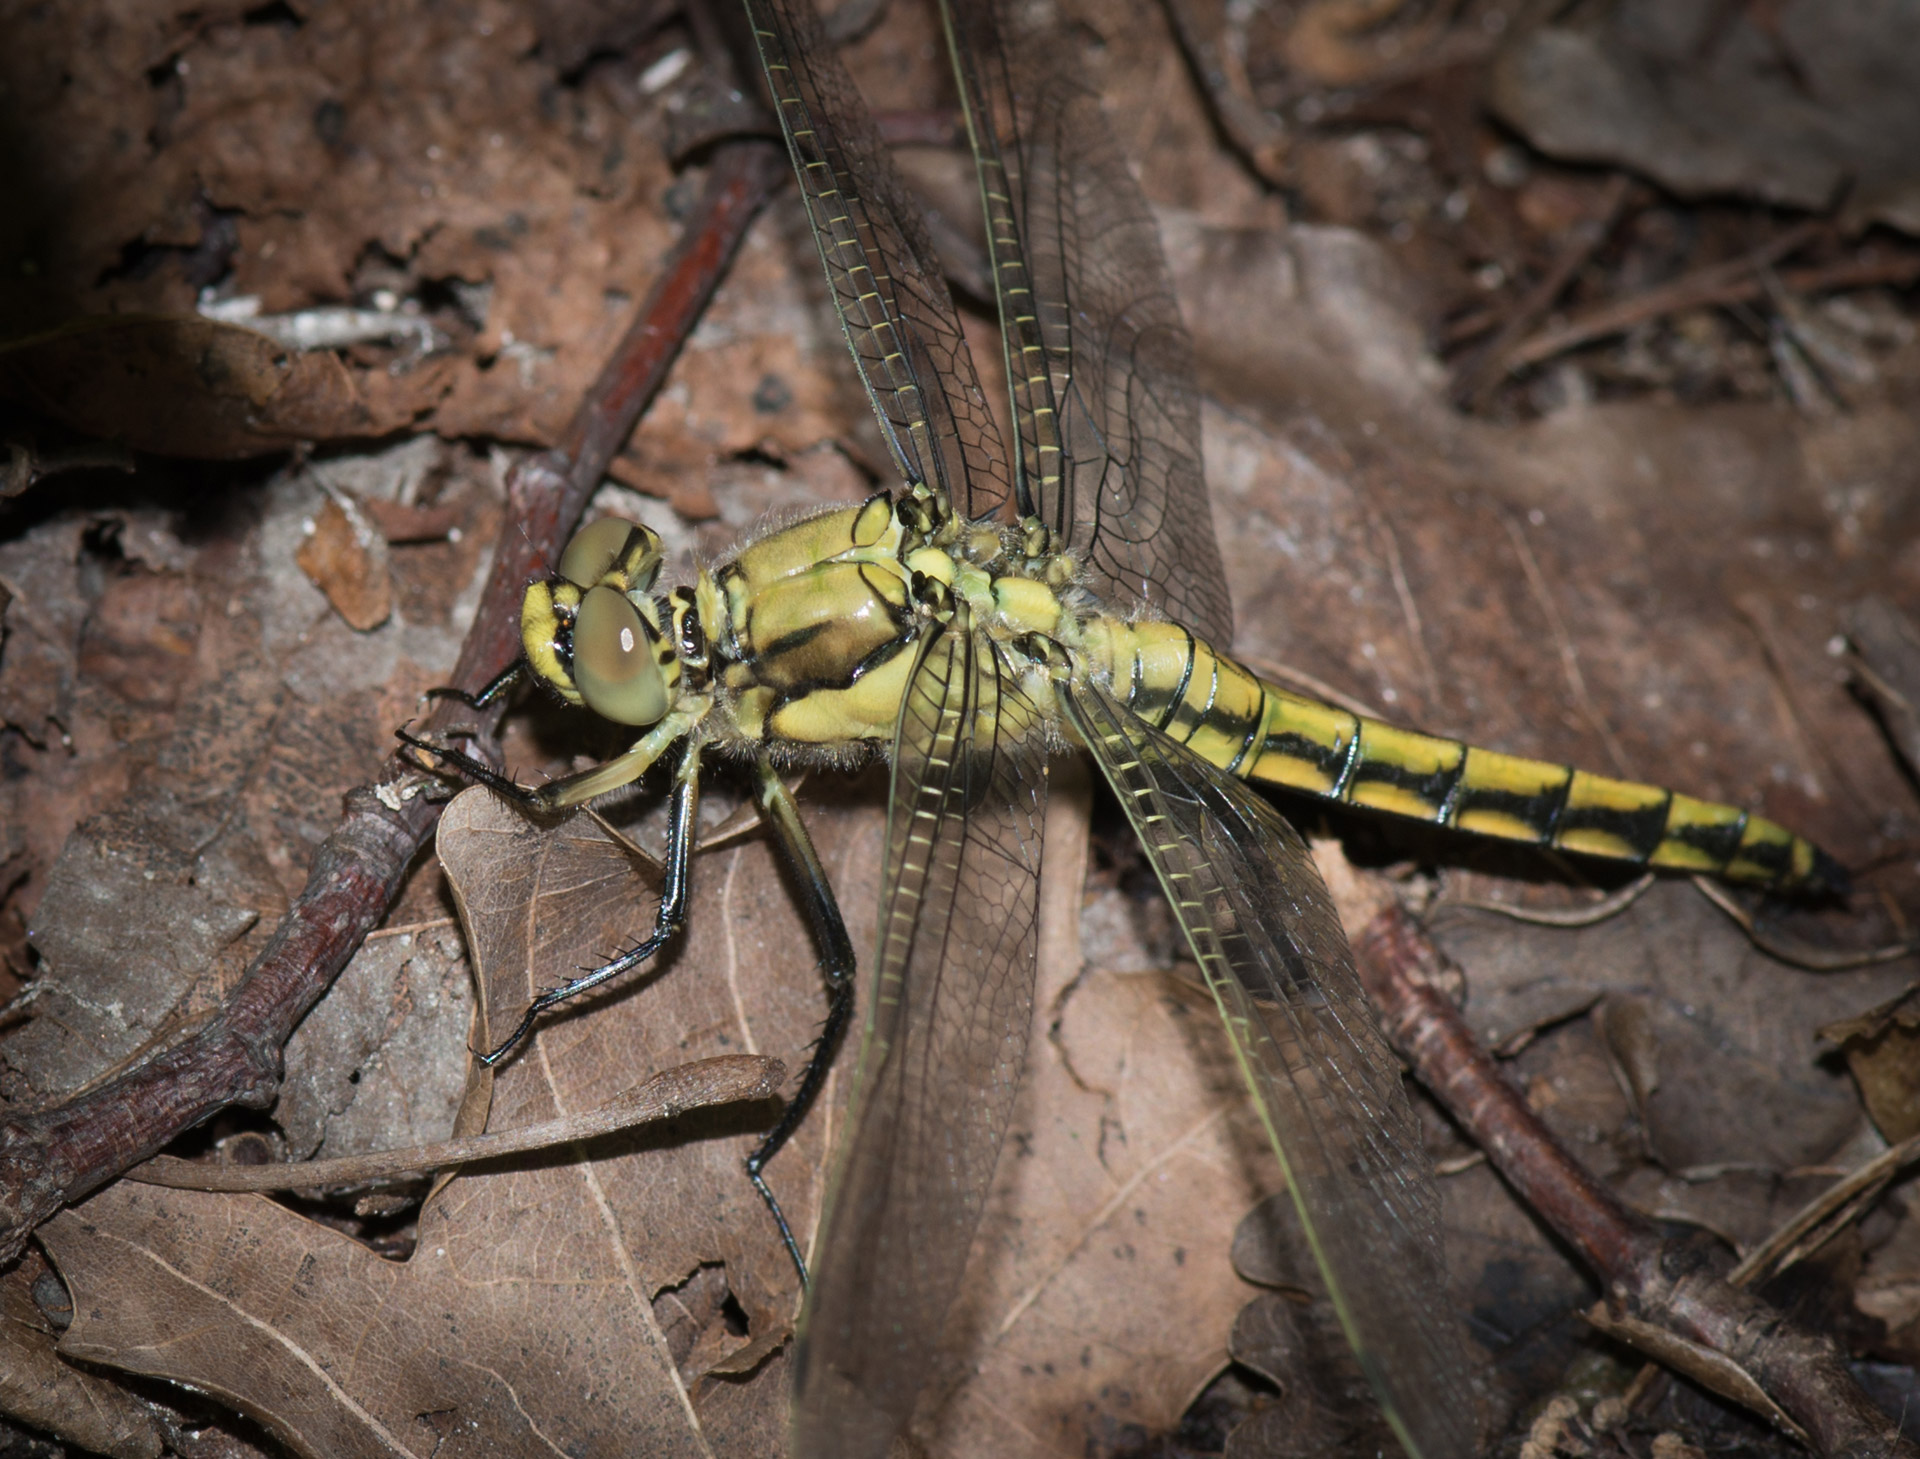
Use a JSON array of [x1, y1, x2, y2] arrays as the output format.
[[1434, 872, 1655, 929], [1503, 219, 1825, 372], [1691, 877, 1914, 971], [1452, 172, 1632, 410], [0, 138, 789, 1267], [129, 1056, 784, 1192], [1731, 1131, 1920, 1287], [1353, 902, 1918, 1459]]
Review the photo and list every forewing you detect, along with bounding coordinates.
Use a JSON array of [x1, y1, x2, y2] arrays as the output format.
[[745, 0, 1012, 520], [940, 0, 1234, 645], [791, 618, 1048, 1458], [1064, 681, 1481, 1459]]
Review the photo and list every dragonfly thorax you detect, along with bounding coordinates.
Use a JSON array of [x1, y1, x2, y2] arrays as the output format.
[[527, 498, 1080, 751], [692, 492, 1075, 747]]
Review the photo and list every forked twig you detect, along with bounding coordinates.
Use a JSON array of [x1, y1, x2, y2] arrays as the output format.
[[0, 137, 789, 1267], [1352, 901, 1918, 1459]]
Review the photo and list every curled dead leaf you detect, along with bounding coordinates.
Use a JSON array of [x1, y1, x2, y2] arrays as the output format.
[[0, 316, 402, 459], [1821, 984, 1920, 1143]]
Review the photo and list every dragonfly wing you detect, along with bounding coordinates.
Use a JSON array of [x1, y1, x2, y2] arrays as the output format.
[[745, 0, 1012, 521], [940, 0, 1234, 646], [792, 617, 1049, 1459], [1064, 678, 1481, 1459]]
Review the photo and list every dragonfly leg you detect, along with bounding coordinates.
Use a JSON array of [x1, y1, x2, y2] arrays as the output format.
[[744, 756, 857, 1287], [398, 711, 687, 814], [423, 660, 524, 711], [478, 739, 704, 1065]]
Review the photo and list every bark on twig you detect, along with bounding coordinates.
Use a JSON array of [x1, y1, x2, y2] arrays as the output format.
[[1353, 902, 1918, 1459], [0, 137, 789, 1268]]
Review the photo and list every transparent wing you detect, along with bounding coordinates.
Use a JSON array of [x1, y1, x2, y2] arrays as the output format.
[[940, 0, 1234, 646], [745, 0, 1012, 521], [791, 616, 1049, 1459], [1064, 679, 1481, 1459]]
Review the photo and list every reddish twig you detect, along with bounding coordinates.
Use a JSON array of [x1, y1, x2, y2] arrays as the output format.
[[0, 137, 789, 1267], [1353, 903, 1918, 1459]]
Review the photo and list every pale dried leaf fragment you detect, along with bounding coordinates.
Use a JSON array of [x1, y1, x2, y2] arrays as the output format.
[[1820, 984, 1920, 1143], [296, 494, 394, 632]]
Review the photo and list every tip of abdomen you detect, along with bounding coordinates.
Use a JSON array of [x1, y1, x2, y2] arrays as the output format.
[[1802, 845, 1852, 899]]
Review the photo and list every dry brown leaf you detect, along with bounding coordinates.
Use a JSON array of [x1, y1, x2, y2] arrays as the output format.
[[43, 1177, 707, 1459], [0, 317, 400, 458], [431, 784, 869, 1338], [1822, 985, 1920, 1144], [30, 779, 879, 1451], [0, 1249, 165, 1459], [1490, 2, 1920, 235], [295, 495, 394, 632], [31, 788, 888, 1458]]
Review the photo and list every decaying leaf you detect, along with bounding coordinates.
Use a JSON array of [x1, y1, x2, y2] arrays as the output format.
[[0, 317, 401, 458], [43, 1178, 708, 1459], [0, 1248, 165, 1459], [1822, 985, 1920, 1144], [295, 494, 394, 632], [33, 784, 876, 1457], [1490, 1, 1920, 234]]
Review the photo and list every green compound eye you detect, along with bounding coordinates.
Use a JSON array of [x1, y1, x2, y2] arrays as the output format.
[[572, 585, 669, 725], [559, 517, 663, 593]]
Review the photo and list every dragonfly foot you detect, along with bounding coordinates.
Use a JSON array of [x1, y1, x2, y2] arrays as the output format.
[[748, 1161, 809, 1288], [396, 726, 547, 810]]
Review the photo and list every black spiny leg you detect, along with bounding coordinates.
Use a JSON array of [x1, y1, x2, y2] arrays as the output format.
[[745, 757, 857, 1286], [397, 726, 544, 809], [475, 738, 703, 1064], [424, 660, 525, 712]]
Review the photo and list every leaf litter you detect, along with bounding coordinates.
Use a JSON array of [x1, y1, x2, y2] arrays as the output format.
[[4, 0, 1920, 1454]]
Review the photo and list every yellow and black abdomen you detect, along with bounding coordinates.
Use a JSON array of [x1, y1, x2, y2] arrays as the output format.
[[1097, 619, 1845, 896]]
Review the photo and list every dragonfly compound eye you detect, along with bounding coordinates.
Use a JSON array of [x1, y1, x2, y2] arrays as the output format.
[[559, 517, 664, 594], [573, 585, 671, 725]]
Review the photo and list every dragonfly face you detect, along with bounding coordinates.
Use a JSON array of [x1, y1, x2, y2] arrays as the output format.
[[520, 517, 680, 727]]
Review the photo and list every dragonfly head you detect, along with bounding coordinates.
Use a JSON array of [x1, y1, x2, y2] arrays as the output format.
[[522, 517, 682, 726]]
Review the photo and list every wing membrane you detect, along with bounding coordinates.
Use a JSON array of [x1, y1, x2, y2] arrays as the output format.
[[940, 0, 1234, 645], [1064, 679, 1480, 1459], [791, 617, 1049, 1458], [745, 0, 1011, 520]]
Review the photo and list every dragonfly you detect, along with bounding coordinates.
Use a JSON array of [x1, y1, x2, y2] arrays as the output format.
[[405, 0, 1844, 1454]]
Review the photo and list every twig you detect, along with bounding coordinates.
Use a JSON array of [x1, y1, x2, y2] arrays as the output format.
[[128, 1055, 784, 1192], [1503, 219, 1826, 372], [1452, 172, 1632, 410], [1353, 902, 1918, 1459], [1160, 0, 1289, 186], [1434, 872, 1655, 928], [0, 137, 789, 1268], [1731, 1131, 1920, 1288], [1690, 877, 1914, 971]]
